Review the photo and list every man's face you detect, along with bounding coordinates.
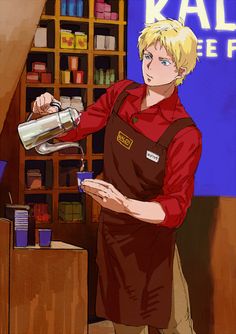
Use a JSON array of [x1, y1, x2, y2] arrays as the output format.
[[142, 41, 179, 87]]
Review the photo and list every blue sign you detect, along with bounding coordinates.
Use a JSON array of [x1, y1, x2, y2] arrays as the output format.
[[127, 0, 236, 196]]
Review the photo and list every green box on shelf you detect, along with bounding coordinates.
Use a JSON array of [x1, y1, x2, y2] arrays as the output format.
[[59, 202, 83, 221]]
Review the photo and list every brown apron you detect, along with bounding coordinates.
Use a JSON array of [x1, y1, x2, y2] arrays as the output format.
[[96, 82, 196, 328]]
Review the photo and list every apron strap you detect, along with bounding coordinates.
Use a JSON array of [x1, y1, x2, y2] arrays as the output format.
[[113, 82, 140, 114], [112, 83, 196, 149], [158, 117, 196, 147]]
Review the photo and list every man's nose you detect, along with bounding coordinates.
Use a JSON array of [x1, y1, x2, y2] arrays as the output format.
[[147, 59, 153, 69]]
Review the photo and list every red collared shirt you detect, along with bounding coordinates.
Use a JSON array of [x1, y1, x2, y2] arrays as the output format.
[[62, 80, 202, 228]]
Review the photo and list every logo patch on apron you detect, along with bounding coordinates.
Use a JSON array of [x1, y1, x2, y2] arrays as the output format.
[[117, 131, 133, 150], [146, 150, 160, 163]]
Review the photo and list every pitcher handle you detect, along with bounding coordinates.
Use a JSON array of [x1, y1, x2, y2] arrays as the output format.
[[27, 100, 62, 122]]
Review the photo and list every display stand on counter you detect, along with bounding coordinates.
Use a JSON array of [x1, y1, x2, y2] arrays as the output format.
[[0, 218, 88, 334]]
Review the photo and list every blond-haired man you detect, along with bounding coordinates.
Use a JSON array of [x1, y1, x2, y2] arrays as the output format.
[[34, 19, 201, 334]]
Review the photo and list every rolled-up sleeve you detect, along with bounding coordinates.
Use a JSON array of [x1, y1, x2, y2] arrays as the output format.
[[152, 127, 202, 229]]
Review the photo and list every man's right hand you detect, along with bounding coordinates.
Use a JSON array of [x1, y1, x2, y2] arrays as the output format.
[[33, 92, 61, 115]]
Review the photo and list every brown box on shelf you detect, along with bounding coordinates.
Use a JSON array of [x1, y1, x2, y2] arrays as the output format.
[[26, 72, 40, 83], [41, 72, 52, 83], [27, 169, 42, 189], [32, 62, 47, 72]]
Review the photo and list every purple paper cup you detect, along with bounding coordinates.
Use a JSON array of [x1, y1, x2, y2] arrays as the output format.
[[77, 171, 94, 193], [39, 229, 52, 247], [15, 229, 28, 247]]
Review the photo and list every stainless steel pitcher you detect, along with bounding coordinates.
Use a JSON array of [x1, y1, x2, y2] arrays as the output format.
[[18, 102, 84, 160]]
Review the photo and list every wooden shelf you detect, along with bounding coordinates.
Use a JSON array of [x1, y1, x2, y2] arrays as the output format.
[[59, 48, 89, 54], [19, 0, 127, 228], [93, 84, 111, 89], [58, 188, 80, 193], [35, 222, 53, 228], [24, 189, 53, 194], [93, 50, 126, 56], [94, 18, 127, 25], [59, 83, 88, 88], [41, 14, 55, 20], [59, 16, 127, 25], [30, 47, 55, 53], [26, 83, 55, 88], [25, 155, 54, 160], [59, 219, 84, 224], [59, 16, 90, 22], [26, 83, 88, 88], [91, 154, 104, 159], [58, 154, 87, 160]]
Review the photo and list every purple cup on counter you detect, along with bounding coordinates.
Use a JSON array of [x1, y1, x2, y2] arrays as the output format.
[[15, 229, 28, 247], [77, 171, 94, 193], [39, 229, 52, 247]]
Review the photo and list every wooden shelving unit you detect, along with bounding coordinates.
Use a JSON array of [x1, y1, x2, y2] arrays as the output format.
[[19, 0, 127, 231]]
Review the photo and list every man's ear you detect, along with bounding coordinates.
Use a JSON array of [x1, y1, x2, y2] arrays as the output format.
[[176, 67, 187, 79]]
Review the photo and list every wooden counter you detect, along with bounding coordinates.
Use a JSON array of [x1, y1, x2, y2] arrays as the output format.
[[0, 218, 88, 334]]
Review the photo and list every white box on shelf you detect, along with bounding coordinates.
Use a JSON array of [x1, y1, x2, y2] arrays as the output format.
[[105, 36, 116, 50], [34, 27, 47, 48], [94, 35, 106, 50]]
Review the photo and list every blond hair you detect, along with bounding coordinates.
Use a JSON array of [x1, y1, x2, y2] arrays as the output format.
[[138, 19, 198, 85]]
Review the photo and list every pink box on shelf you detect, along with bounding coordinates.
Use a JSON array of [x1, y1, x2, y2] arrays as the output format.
[[104, 3, 111, 12], [104, 12, 111, 20], [95, 11, 105, 19], [95, 3, 105, 12], [96, 0, 105, 2], [73, 71, 84, 84], [26, 72, 40, 83], [111, 12, 119, 20], [32, 62, 47, 72], [41, 72, 52, 83]]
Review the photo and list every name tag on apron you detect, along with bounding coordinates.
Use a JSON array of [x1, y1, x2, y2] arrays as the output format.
[[146, 150, 160, 163], [117, 131, 133, 150]]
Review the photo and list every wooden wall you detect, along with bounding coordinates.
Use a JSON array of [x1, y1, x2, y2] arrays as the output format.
[[0, 85, 21, 216], [0, 0, 46, 134], [177, 196, 236, 334]]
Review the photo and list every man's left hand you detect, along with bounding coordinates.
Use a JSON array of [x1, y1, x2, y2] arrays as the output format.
[[81, 179, 129, 213]]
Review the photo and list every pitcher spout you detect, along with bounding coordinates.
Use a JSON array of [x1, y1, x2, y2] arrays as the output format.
[[35, 142, 84, 155]]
